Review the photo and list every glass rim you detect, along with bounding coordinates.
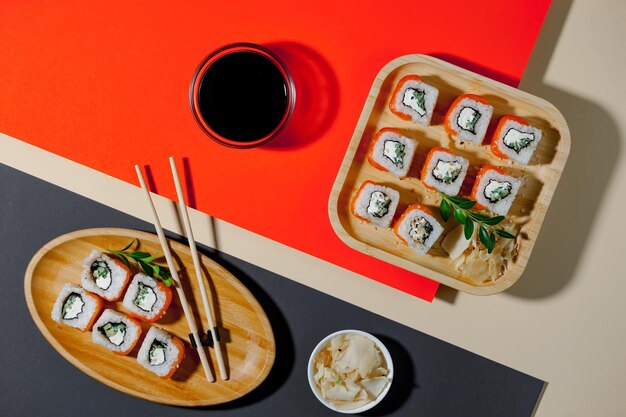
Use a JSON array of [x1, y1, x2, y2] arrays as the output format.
[[189, 42, 296, 149]]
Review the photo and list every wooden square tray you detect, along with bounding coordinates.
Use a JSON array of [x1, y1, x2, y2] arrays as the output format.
[[328, 54, 570, 295]]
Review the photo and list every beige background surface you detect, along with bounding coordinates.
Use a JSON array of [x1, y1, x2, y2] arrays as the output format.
[[1, 1, 625, 415]]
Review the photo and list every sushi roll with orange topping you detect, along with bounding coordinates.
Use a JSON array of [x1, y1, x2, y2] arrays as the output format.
[[444, 94, 493, 144], [491, 116, 542, 164], [92, 309, 142, 355], [389, 75, 439, 126], [471, 165, 521, 216], [81, 250, 131, 301], [51, 284, 103, 332], [351, 181, 400, 228], [367, 128, 418, 178], [137, 327, 185, 379], [122, 273, 173, 323], [394, 204, 444, 255], [420, 147, 469, 196]]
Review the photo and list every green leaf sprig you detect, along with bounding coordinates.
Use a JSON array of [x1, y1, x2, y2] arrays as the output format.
[[438, 192, 516, 254], [107, 239, 173, 286]]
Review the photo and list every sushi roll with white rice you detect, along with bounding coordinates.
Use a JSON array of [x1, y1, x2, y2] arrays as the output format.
[[51, 284, 103, 331], [445, 94, 493, 144], [420, 147, 469, 196], [366, 128, 418, 178], [137, 327, 185, 379], [351, 181, 400, 228], [81, 250, 131, 301], [122, 273, 173, 323], [389, 75, 439, 126], [471, 165, 521, 216], [491, 115, 543, 164], [394, 204, 444, 255], [92, 309, 142, 355]]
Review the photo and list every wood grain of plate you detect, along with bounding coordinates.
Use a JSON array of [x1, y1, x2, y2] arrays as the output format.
[[24, 228, 275, 406], [329, 54, 570, 295]]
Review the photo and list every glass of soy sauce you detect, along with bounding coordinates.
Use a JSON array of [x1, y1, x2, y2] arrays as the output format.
[[190, 43, 296, 148]]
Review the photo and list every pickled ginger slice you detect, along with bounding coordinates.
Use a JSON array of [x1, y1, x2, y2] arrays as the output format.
[[334, 334, 382, 379], [361, 377, 389, 399]]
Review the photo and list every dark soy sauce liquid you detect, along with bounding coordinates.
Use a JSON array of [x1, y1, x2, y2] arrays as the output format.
[[198, 51, 288, 143]]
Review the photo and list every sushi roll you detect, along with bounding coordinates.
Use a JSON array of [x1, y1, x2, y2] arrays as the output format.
[[137, 327, 185, 379], [51, 284, 103, 331], [471, 165, 521, 216], [394, 204, 444, 255], [122, 273, 173, 323], [444, 94, 493, 144], [366, 128, 418, 178], [81, 250, 131, 301], [92, 309, 142, 355], [420, 147, 469, 196], [389, 75, 439, 126], [351, 180, 400, 228], [491, 115, 543, 164]]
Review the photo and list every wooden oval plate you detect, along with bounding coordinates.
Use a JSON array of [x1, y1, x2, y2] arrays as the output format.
[[24, 228, 275, 406], [329, 54, 570, 295]]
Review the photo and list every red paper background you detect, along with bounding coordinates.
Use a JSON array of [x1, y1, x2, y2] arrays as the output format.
[[0, 1, 551, 301]]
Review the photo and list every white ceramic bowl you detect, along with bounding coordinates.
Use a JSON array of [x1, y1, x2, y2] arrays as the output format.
[[307, 329, 394, 414]]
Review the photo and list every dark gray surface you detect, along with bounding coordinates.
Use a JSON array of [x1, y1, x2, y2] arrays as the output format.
[[0, 164, 545, 416]]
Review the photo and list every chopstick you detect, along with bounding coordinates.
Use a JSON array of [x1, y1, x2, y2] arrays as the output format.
[[169, 157, 228, 380], [134, 165, 216, 383]]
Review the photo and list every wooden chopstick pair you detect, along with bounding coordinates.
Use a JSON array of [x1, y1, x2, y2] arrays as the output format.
[[135, 158, 227, 383]]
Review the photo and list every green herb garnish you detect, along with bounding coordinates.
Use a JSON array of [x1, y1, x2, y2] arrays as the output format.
[[107, 239, 173, 286], [409, 217, 434, 245], [438, 192, 516, 254], [149, 341, 167, 365], [133, 282, 156, 311], [507, 135, 533, 153], [413, 89, 426, 114], [490, 187, 509, 201], [93, 264, 109, 278], [99, 322, 126, 345], [466, 112, 480, 132], [367, 191, 392, 218], [62, 293, 84, 319], [433, 160, 462, 184], [383, 140, 406, 168], [485, 180, 512, 202]]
